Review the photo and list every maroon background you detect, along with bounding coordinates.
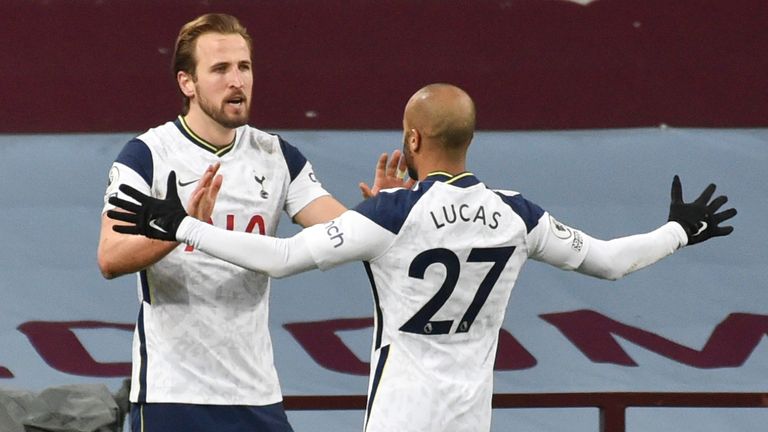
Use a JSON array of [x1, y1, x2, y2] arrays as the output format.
[[1, 0, 766, 132]]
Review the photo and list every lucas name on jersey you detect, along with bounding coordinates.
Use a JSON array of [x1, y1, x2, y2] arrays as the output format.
[[429, 203, 501, 230]]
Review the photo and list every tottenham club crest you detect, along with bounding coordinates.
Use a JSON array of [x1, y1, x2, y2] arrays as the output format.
[[253, 172, 269, 199]]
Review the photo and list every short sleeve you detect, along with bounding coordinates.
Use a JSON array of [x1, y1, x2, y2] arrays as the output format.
[[279, 137, 331, 217], [102, 139, 153, 213]]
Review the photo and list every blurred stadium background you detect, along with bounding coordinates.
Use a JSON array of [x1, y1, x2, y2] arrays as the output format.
[[1, 1, 766, 431]]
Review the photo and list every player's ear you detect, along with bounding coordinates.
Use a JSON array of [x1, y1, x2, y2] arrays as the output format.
[[409, 128, 421, 153], [178, 71, 196, 98]]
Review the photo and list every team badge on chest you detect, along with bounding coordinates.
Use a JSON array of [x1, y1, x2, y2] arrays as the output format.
[[253, 171, 269, 199]]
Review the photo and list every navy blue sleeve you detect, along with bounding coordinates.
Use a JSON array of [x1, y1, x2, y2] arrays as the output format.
[[495, 192, 545, 233], [115, 138, 153, 185], [278, 136, 309, 182], [354, 186, 430, 235]]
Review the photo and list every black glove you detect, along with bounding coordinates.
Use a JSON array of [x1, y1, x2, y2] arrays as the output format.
[[668, 175, 737, 246], [107, 171, 188, 241]]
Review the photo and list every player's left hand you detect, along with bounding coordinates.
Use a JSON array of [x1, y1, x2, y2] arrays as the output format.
[[107, 171, 189, 241], [667, 175, 737, 246], [358, 149, 416, 199]]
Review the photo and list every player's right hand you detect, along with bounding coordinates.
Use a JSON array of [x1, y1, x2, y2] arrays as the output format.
[[107, 171, 188, 242], [667, 175, 737, 246], [188, 162, 223, 221], [359, 149, 416, 199]]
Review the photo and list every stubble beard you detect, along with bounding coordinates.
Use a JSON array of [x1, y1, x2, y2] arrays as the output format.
[[197, 90, 250, 129]]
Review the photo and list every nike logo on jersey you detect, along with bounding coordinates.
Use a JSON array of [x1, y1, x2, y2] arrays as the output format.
[[148, 218, 168, 234], [178, 178, 200, 187]]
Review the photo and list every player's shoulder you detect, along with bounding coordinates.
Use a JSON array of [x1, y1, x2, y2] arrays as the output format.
[[490, 188, 546, 233], [235, 124, 282, 153], [492, 188, 520, 197], [237, 126, 309, 160], [114, 121, 172, 173], [135, 119, 181, 147], [113, 119, 190, 183], [353, 184, 432, 234], [123, 119, 190, 164]]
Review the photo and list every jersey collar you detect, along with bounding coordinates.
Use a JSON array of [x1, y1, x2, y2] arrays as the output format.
[[174, 116, 236, 157], [423, 171, 480, 188]]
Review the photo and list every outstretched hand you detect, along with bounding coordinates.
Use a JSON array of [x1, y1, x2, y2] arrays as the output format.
[[668, 175, 737, 246], [107, 171, 189, 241], [359, 149, 416, 199], [188, 162, 223, 221]]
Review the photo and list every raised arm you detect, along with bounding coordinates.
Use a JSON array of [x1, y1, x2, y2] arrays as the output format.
[[534, 176, 736, 280], [575, 222, 687, 280], [177, 218, 319, 278], [106, 170, 322, 278], [98, 164, 222, 279], [106, 172, 391, 278], [97, 214, 177, 279]]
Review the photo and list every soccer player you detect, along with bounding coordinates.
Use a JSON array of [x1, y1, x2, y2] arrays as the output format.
[[107, 83, 736, 432], [96, 13, 406, 432]]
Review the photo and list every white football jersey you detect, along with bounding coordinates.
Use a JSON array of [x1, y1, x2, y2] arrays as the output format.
[[301, 172, 590, 432], [102, 116, 329, 405], [176, 169, 685, 430]]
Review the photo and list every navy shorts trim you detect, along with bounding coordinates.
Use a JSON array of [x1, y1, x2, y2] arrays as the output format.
[[131, 402, 294, 432]]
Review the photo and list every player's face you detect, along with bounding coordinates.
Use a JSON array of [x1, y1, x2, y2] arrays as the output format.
[[192, 33, 253, 129]]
